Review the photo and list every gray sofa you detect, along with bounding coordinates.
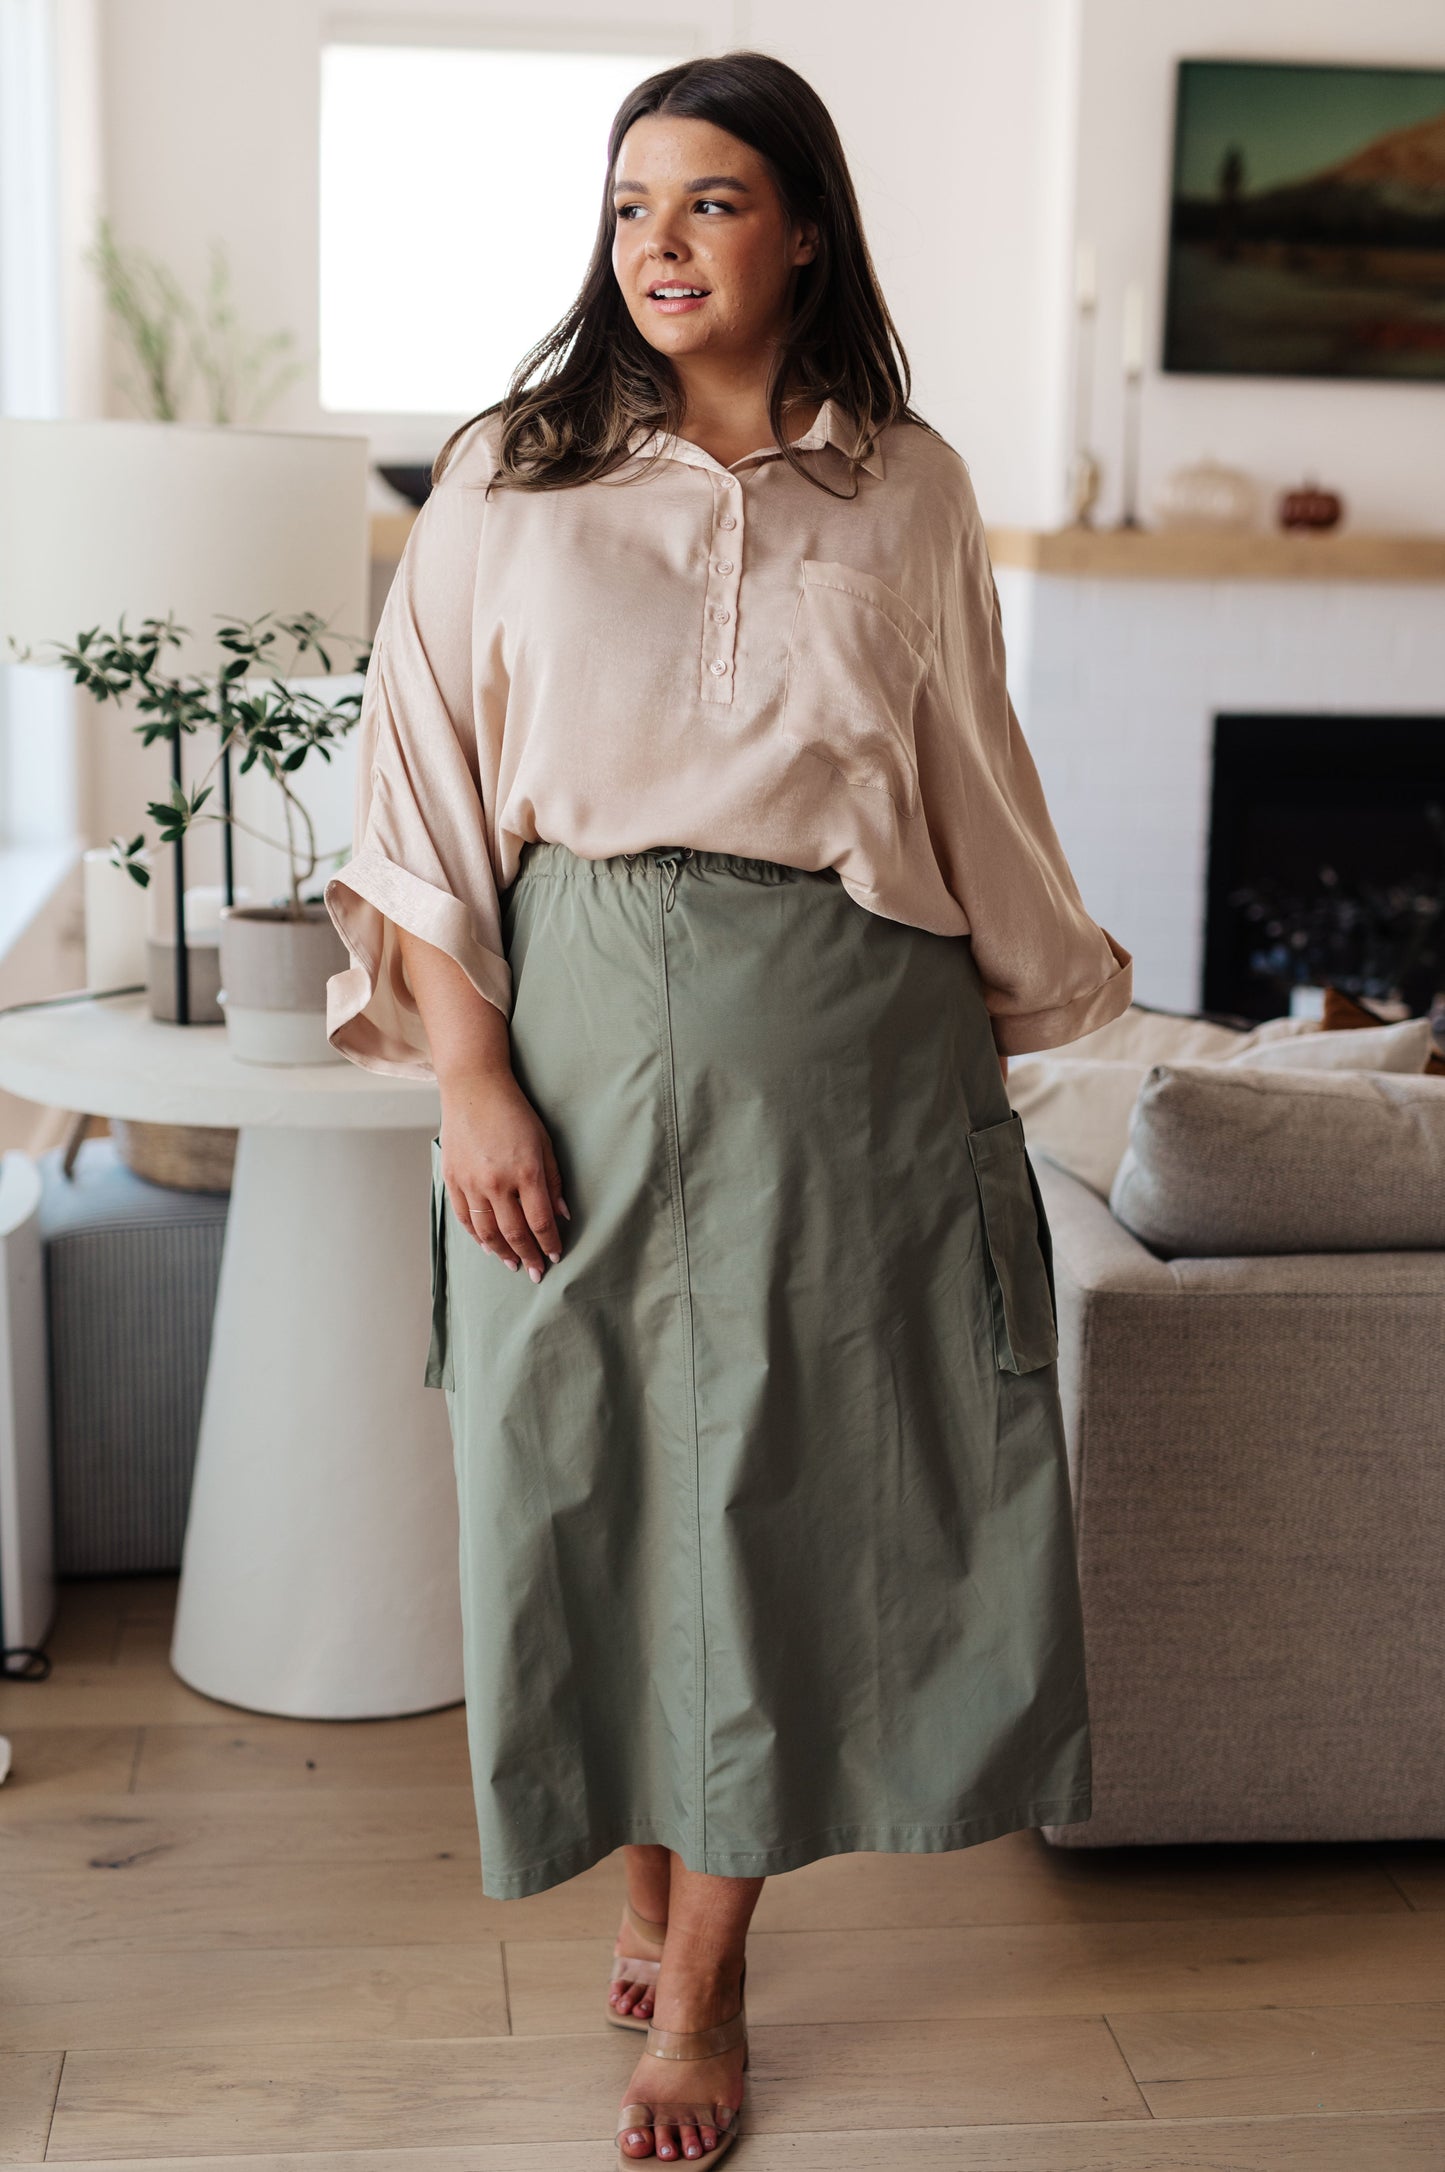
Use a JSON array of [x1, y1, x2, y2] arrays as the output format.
[[1034, 1060, 1445, 1848]]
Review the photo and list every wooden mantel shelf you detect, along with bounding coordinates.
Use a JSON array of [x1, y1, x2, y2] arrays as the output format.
[[370, 508, 1445, 584], [986, 524, 1445, 582]]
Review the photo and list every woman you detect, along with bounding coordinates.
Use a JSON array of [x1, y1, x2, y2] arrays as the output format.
[[325, 49, 1132, 2168]]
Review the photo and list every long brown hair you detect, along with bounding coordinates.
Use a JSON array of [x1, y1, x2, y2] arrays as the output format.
[[431, 49, 937, 499]]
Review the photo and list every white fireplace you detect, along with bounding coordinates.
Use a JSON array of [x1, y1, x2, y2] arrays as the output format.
[[991, 529, 1445, 1016]]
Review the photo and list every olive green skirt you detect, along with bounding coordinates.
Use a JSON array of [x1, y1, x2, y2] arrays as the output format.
[[428, 841, 1092, 1899]]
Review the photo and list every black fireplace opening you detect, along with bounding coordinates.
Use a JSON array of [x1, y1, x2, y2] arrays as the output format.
[[1203, 712, 1445, 1022]]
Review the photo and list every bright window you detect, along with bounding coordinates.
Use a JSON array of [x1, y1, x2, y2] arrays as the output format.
[[319, 40, 683, 414]]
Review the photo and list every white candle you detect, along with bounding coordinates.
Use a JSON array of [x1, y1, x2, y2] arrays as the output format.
[[1122, 282, 1146, 374], [183, 883, 251, 939], [1075, 241, 1097, 309], [146, 880, 255, 946], [83, 846, 151, 990]]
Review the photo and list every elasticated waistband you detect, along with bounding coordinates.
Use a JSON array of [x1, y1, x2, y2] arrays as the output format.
[[513, 840, 839, 888]]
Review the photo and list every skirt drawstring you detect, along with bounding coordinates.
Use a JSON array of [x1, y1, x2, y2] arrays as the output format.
[[624, 847, 692, 913], [661, 849, 692, 913]]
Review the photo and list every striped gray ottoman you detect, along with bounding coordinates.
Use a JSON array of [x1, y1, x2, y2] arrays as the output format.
[[38, 1137, 228, 1575]]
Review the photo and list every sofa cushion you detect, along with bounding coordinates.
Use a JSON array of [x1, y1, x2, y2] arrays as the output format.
[[1012, 1006, 1433, 1200], [1010, 1059, 1168, 1197], [1325, 983, 1445, 1074], [1043, 1002, 1295, 1067], [1227, 1016, 1434, 1074], [1108, 1063, 1445, 1256]]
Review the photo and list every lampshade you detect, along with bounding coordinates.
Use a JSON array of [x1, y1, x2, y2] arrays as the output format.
[[0, 418, 370, 677]]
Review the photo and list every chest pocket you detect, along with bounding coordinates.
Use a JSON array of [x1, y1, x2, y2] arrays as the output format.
[[780, 560, 934, 818]]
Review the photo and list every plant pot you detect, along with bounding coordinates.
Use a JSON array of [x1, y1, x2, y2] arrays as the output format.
[[146, 933, 225, 1023], [218, 903, 349, 1066]]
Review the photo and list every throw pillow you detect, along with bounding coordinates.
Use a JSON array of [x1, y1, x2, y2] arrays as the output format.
[[1012, 998, 1438, 1199], [1224, 1015, 1434, 1073], [1108, 1063, 1445, 1256], [1323, 984, 1445, 1076]]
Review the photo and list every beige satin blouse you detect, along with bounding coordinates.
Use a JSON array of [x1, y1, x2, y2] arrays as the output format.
[[324, 397, 1132, 1076]]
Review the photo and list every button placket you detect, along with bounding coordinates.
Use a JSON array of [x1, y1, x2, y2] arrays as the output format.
[[699, 471, 742, 705]]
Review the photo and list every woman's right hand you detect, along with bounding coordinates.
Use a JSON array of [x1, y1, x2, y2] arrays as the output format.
[[395, 927, 569, 1283], [438, 1071, 570, 1283]]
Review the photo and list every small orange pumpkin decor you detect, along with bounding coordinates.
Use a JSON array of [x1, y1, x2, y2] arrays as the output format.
[[1278, 477, 1343, 531]]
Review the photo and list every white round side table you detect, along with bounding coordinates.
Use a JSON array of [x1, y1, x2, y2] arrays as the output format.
[[0, 993, 462, 1720]]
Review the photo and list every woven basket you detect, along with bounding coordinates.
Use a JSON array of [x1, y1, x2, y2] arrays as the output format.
[[109, 1118, 237, 1194]]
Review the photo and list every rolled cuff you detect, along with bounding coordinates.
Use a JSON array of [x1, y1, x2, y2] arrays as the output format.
[[987, 927, 1134, 1058], [324, 842, 512, 1080]]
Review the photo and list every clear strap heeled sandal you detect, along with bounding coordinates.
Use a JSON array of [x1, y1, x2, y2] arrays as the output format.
[[615, 1962, 748, 2166], [606, 1899, 669, 2031]]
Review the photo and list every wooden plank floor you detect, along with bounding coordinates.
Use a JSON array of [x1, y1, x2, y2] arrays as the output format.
[[2, 1575, 1443, 2168]]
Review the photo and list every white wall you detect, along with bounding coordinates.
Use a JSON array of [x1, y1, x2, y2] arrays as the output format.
[[0, 0, 101, 861], [737, 0, 1083, 523], [0, 0, 96, 1099]]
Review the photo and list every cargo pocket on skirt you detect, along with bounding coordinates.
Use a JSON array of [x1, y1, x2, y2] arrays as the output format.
[[425, 1132, 454, 1391], [967, 1109, 1058, 1374]]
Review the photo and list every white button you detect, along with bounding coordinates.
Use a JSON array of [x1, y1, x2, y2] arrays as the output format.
[[715, 559, 734, 574], [717, 514, 737, 530], [709, 658, 728, 676], [721, 473, 737, 486], [712, 607, 730, 623]]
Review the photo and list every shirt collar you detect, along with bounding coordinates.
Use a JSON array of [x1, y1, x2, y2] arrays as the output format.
[[625, 395, 885, 480]]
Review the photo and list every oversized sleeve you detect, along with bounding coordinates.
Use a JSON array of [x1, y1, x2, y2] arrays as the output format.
[[323, 451, 510, 1080], [916, 461, 1133, 1056]]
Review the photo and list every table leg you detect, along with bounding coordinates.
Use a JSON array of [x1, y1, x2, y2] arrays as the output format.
[[170, 1124, 463, 1718]]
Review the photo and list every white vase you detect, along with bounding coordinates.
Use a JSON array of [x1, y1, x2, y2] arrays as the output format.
[[218, 903, 349, 1065], [1153, 455, 1262, 532]]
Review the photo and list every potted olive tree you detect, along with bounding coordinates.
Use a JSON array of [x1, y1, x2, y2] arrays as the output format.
[[14, 605, 370, 1062]]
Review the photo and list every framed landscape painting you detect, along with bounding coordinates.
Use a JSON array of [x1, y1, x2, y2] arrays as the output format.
[[1163, 57, 1445, 380]]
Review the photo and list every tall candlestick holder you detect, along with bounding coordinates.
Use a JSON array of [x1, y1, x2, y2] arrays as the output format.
[[1117, 363, 1144, 531], [1067, 243, 1102, 527], [1114, 280, 1147, 531]]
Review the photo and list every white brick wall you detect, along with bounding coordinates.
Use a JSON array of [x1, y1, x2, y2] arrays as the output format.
[[995, 566, 1445, 1013]]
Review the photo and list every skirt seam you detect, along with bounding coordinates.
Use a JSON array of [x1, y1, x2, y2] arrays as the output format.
[[651, 856, 709, 1865]]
